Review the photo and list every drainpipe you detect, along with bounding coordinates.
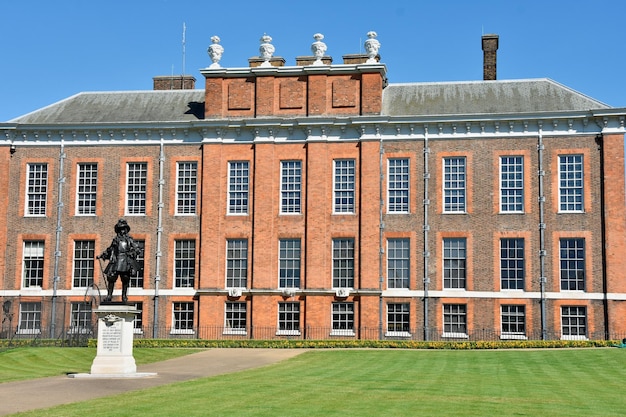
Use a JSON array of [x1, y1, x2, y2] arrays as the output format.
[[152, 140, 165, 338], [537, 127, 547, 340], [423, 127, 431, 341], [378, 133, 384, 340], [50, 142, 65, 338], [595, 134, 610, 340]]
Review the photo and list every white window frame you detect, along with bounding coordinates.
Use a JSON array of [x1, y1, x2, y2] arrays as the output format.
[[129, 239, 145, 288], [559, 238, 585, 291], [387, 238, 410, 289], [76, 163, 98, 216], [277, 302, 301, 336], [171, 302, 195, 335], [280, 160, 302, 214], [279, 239, 301, 289], [72, 240, 95, 289], [500, 305, 527, 340], [18, 302, 42, 335], [132, 302, 144, 334], [25, 163, 48, 217], [499, 156, 524, 213], [125, 162, 147, 215], [385, 303, 411, 338], [561, 306, 587, 340], [69, 302, 92, 334], [174, 239, 196, 288], [176, 161, 198, 215], [332, 238, 354, 289], [226, 239, 248, 289], [500, 238, 525, 291], [442, 304, 468, 339], [333, 159, 355, 214], [558, 154, 584, 213], [22, 240, 44, 289], [224, 302, 247, 335], [443, 157, 466, 213], [227, 161, 249, 215], [443, 238, 466, 290], [331, 302, 355, 336], [387, 158, 409, 213]]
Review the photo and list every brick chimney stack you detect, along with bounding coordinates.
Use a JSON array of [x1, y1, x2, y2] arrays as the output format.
[[153, 75, 196, 90], [481, 34, 499, 81]]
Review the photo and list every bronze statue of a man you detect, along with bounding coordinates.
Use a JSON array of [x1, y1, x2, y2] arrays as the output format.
[[97, 219, 141, 303]]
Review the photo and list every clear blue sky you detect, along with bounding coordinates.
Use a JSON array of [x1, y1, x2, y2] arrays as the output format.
[[1, 0, 625, 122]]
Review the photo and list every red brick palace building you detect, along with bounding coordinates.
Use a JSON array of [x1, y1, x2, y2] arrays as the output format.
[[1, 33, 626, 341]]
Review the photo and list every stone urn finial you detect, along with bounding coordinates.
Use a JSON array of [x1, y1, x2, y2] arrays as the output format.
[[259, 34, 275, 67], [207, 35, 224, 69], [311, 33, 327, 66], [364, 31, 380, 64]]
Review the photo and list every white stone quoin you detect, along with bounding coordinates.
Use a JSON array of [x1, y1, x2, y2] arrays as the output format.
[[89, 304, 139, 375]]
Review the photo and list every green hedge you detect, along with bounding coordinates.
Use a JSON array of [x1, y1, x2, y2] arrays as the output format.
[[2, 338, 620, 350], [129, 339, 618, 349], [0, 338, 85, 348]]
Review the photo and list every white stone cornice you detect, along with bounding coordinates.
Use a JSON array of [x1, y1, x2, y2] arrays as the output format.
[[200, 63, 387, 79], [2, 110, 624, 145]]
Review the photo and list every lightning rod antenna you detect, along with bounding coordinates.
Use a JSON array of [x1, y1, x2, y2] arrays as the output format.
[[182, 22, 186, 88]]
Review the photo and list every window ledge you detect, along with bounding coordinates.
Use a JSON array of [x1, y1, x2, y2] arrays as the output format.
[[385, 331, 411, 338], [17, 329, 41, 335], [276, 330, 301, 336], [330, 330, 355, 337], [67, 328, 93, 335], [223, 329, 247, 335], [561, 335, 588, 341], [500, 334, 527, 340], [442, 332, 469, 339], [21, 286, 43, 291], [170, 329, 195, 335]]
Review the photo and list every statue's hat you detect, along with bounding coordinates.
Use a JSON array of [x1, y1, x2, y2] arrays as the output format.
[[114, 219, 130, 233]]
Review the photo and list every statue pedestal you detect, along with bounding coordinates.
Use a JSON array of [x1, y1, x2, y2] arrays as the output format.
[[90, 304, 139, 375]]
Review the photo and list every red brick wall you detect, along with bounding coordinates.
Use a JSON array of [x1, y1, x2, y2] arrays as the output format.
[[203, 68, 385, 119], [0, 148, 10, 289], [602, 133, 626, 334]]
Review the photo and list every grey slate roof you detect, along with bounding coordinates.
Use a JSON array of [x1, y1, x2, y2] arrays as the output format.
[[10, 90, 206, 124], [382, 79, 609, 116], [9, 78, 610, 125]]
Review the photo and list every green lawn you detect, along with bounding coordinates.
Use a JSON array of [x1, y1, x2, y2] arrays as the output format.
[[0, 347, 199, 382], [7, 348, 626, 416]]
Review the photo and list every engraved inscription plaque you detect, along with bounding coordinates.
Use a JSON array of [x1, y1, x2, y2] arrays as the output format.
[[102, 321, 123, 353]]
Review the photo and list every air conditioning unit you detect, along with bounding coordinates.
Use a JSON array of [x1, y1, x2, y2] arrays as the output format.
[[228, 288, 242, 298], [335, 288, 350, 298]]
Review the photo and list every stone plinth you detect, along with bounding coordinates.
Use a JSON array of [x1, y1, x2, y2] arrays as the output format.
[[90, 304, 138, 375]]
